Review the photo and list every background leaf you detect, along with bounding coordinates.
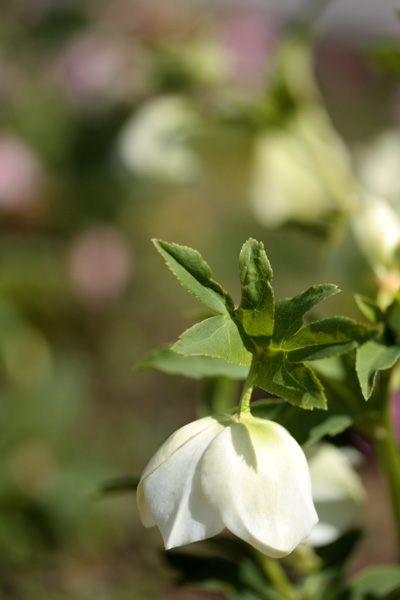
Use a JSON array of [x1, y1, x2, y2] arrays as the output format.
[[153, 239, 234, 315], [136, 344, 249, 379], [236, 239, 274, 338], [164, 550, 280, 600], [354, 294, 384, 324], [340, 565, 400, 600]]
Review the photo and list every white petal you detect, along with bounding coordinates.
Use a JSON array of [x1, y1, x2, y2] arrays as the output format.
[[201, 417, 318, 558], [137, 416, 227, 549]]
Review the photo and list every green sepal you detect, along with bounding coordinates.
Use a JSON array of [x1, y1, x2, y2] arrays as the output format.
[[356, 340, 400, 399], [354, 294, 385, 324], [153, 239, 234, 315], [235, 238, 274, 337], [273, 284, 339, 346], [284, 317, 375, 362], [173, 315, 253, 366], [251, 399, 353, 446], [255, 350, 327, 410], [135, 344, 248, 379]]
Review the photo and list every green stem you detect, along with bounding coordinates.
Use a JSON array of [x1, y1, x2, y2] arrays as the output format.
[[372, 370, 400, 561], [238, 356, 260, 419], [258, 554, 297, 600]]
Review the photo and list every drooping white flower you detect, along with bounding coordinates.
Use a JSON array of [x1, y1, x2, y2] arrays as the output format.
[[306, 443, 365, 547], [137, 413, 318, 558]]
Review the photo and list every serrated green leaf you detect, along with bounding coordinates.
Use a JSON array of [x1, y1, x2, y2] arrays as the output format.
[[136, 344, 248, 379], [340, 565, 400, 600], [235, 239, 274, 338], [153, 239, 234, 315], [284, 317, 375, 362], [251, 399, 353, 446], [255, 351, 327, 409], [356, 341, 400, 399], [273, 284, 339, 346], [354, 294, 384, 324], [173, 315, 253, 366]]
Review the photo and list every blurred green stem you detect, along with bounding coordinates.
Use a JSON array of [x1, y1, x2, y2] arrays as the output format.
[[258, 555, 296, 600], [373, 370, 400, 561]]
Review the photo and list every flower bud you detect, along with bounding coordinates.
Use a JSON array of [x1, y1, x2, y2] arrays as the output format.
[[137, 413, 318, 558]]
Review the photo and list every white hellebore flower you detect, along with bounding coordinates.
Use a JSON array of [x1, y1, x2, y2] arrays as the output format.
[[306, 443, 365, 547], [137, 413, 318, 558]]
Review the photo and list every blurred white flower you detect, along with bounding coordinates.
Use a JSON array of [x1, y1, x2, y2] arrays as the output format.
[[137, 413, 318, 558], [352, 195, 400, 300], [250, 109, 357, 228], [306, 443, 365, 547], [117, 96, 200, 183], [357, 131, 400, 206]]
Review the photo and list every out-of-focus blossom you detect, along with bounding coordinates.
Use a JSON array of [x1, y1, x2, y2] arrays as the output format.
[[68, 227, 132, 304], [391, 389, 400, 445], [137, 413, 318, 558], [250, 109, 357, 227], [357, 131, 400, 207], [54, 32, 139, 105], [0, 136, 43, 212], [222, 11, 277, 88], [306, 443, 365, 547], [352, 195, 400, 301], [118, 96, 201, 183]]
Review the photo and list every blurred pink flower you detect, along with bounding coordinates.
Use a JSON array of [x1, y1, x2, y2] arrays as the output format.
[[221, 11, 277, 88], [391, 389, 400, 445], [54, 32, 135, 105], [0, 136, 43, 211], [68, 227, 132, 304]]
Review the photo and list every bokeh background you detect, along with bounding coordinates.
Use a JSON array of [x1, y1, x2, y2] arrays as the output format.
[[1, 0, 400, 598]]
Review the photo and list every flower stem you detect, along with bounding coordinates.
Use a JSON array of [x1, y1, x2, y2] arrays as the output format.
[[238, 356, 260, 419], [258, 554, 297, 600], [373, 405, 400, 561], [372, 370, 400, 561]]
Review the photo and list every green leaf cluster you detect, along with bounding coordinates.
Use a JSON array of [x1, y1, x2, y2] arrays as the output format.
[[144, 238, 374, 411]]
